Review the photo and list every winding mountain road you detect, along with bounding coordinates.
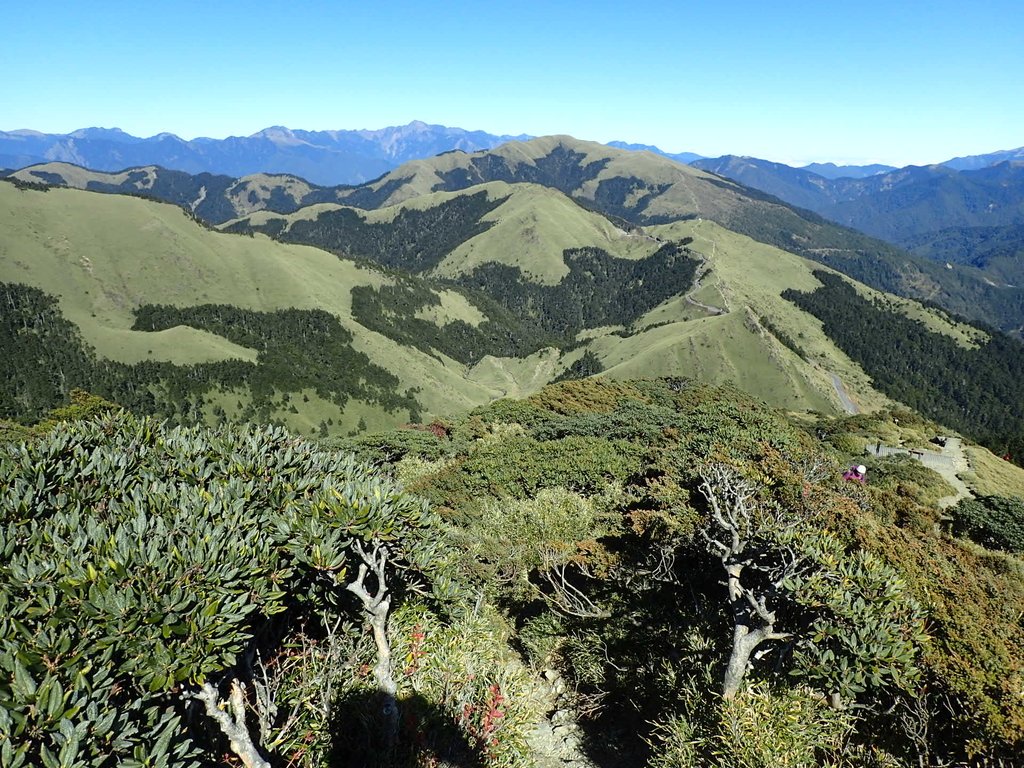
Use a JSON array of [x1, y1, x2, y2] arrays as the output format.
[[684, 242, 727, 316], [830, 374, 858, 414]]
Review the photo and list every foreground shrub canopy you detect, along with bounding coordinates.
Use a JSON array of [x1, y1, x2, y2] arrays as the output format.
[[4, 378, 1024, 767], [0, 412, 444, 767]]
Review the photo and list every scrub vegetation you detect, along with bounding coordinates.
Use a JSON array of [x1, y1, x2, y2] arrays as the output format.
[[5, 379, 1022, 766]]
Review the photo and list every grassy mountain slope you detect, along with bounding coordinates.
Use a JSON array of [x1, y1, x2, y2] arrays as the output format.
[[5, 167, 1021, 453], [0, 182, 388, 361], [16, 142, 1020, 334], [327, 137, 1024, 332], [336, 135, 748, 217], [0, 182, 513, 431], [229, 181, 660, 284], [1, 179, 890, 423], [8, 162, 351, 223], [228, 179, 856, 413], [580, 310, 835, 413], [222, 172, 327, 216], [581, 218, 993, 419], [10, 161, 242, 222]]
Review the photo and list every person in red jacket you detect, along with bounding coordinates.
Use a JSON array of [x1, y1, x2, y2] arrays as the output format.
[[843, 464, 867, 483]]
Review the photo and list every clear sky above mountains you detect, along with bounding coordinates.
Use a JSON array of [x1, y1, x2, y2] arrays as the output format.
[[4, 0, 1021, 167]]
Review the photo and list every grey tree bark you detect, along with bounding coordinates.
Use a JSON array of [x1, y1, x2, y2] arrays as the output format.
[[346, 540, 399, 755], [698, 464, 796, 699], [192, 680, 271, 768]]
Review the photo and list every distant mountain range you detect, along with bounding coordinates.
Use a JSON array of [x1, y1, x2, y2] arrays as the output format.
[[5, 122, 1018, 189], [943, 146, 1024, 171], [799, 162, 897, 179], [605, 141, 705, 165], [0, 122, 532, 186], [5, 124, 1024, 331], [691, 154, 1024, 282]]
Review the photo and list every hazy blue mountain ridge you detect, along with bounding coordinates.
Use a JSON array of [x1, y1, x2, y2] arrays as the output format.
[[0, 122, 532, 185], [691, 156, 839, 211], [11, 135, 1024, 334], [692, 155, 1024, 243], [606, 140, 705, 164], [800, 161, 896, 179], [824, 161, 1024, 242], [943, 146, 1024, 171]]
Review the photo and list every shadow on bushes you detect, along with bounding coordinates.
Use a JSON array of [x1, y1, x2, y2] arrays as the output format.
[[328, 690, 484, 768]]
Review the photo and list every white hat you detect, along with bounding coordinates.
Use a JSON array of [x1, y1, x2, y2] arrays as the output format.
[[856, 465, 866, 474]]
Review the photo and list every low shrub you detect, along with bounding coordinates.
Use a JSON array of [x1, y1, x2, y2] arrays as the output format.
[[949, 496, 1024, 553]]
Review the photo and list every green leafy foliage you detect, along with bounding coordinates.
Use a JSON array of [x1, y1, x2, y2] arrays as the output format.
[[949, 496, 1024, 553], [0, 412, 446, 766], [787, 533, 928, 701], [4, 376, 1023, 765], [325, 424, 453, 468], [663, 684, 857, 768], [414, 434, 643, 510], [390, 378, 1024, 763], [452, 486, 620, 609], [382, 603, 543, 768]]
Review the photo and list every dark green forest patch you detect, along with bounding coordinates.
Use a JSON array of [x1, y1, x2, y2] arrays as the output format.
[[348, 242, 699, 364], [274, 190, 507, 271], [0, 282, 419, 425], [784, 271, 1024, 460], [350, 276, 553, 365], [84, 169, 240, 222], [431, 145, 610, 195], [591, 175, 672, 221], [455, 242, 700, 337]]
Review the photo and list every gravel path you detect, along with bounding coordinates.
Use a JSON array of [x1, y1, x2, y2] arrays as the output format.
[[684, 246, 727, 316], [830, 373, 858, 414], [933, 437, 973, 508], [870, 437, 972, 508]]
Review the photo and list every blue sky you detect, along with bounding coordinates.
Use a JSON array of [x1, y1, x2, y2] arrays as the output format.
[[4, 0, 1021, 166]]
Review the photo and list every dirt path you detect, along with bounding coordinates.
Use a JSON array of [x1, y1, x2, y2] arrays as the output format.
[[870, 437, 972, 508], [933, 437, 973, 509], [830, 373, 858, 414], [684, 242, 727, 316]]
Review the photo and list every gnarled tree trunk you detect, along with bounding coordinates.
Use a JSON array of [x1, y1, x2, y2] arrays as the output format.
[[699, 465, 795, 699], [346, 541, 399, 756]]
